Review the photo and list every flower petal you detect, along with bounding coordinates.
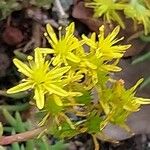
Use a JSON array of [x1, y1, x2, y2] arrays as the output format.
[[82, 34, 97, 49], [66, 52, 80, 63], [13, 59, 32, 77], [102, 64, 121, 72], [53, 95, 63, 106], [7, 81, 33, 94], [136, 98, 150, 104], [44, 84, 68, 97], [46, 24, 58, 44], [47, 66, 71, 79], [130, 78, 144, 92], [85, 60, 97, 69], [36, 48, 54, 54], [34, 48, 44, 67], [52, 54, 61, 66], [66, 22, 75, 37], [34, 86, 45, 109]]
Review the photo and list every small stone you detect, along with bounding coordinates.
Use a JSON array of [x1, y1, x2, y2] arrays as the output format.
[[2, 26, 24, 46]]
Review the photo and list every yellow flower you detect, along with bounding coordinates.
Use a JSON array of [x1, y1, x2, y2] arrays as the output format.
[[7, 48, 71, 109], [63, 69, 84, 85], [39, 22, 82, 66], [82, 25, 130, 60], [124, 0, 150, 35], [79, 26, 130, 88], [100, 79, 150, 127], [85, 0, 126, 28]]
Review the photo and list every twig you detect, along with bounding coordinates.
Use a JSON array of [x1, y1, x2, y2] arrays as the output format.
[[44, 19, 59, 28], [54, 0, 68, 18], [127, 31, 143, 42], [26, 8, 59, 28], [0, 126, 46, 145], [23, 39, 34, 52], [32, 20, 41, 48]]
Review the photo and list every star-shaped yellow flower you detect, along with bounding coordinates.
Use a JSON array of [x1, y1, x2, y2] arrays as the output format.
[[85, 0, 127, 28], [82, 25, 130, 60], [7, 48, 71, 109], [124, 0, 150, 35], [100, 79, 150, 128], [39, 22, 83, 66]]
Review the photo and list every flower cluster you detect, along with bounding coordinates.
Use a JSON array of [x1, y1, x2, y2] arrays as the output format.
[[7, 22, 150, 145], [85, 0, 150, 35]]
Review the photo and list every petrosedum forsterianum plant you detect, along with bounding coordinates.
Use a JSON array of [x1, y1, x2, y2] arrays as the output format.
[[85, 0, 127, 28], [6, 22, 150, 149], [85, 0, 150, 35]]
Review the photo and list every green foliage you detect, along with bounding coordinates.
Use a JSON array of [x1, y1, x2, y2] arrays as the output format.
[[0, 0, 54, 20], [0, 0, 21, 20], [85, 0, 126, 28], [54, 122, 78, 138], [86, 111, 102, 134], [75, 90, 92, 105], [2, 109, 26, 132], [85, 0, 150, 35], [1, 109, 68, 149], [50, 141, 68, 150], [30, 0, 53, 9]]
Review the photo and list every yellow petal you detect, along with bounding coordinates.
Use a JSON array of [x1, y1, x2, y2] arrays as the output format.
[[130, 78, 144, 92], [34, 86, 45, 109], [34, 48, 44, 67], [7, 81, 33, 94], [34, 86, 44, 109], [136, 98, 150, 104], [66, 22, 75, 37], [53, 95, 63, 106], [47, 66, 71, 79], [106, 26, 120, 42], [91, 32, 96, 42], [44, 84, 68, 97], [37, 48, 54, 54], [68, 92, 83, 97], [102, 65, 121, 72], [82, 35, 97, 49], [66, 52, 80, 63], [69, 41, 80, 51], [13, 59, 32, 77], [85, 61, 97, 69], [46, 24, 58, 44], [52, 54, 61, 66]]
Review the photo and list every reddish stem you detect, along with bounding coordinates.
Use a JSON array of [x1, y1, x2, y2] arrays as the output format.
[[0, 126, 46, 145]]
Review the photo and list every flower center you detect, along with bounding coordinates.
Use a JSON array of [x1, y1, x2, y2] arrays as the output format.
[[32, 66, 48, 84], [55, 39, 68, 56]]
